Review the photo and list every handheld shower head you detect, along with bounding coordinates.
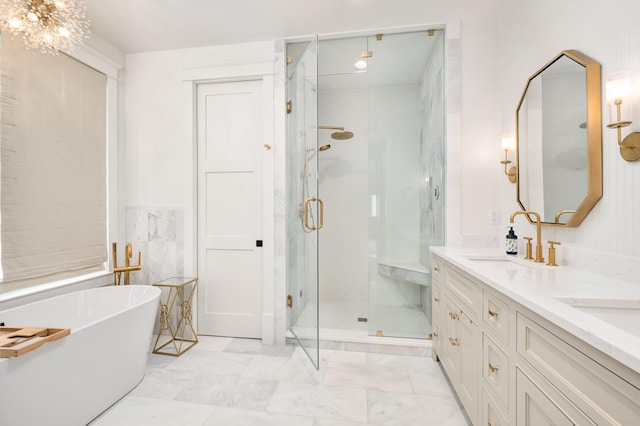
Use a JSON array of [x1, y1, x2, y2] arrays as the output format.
[[306, 144, 332, 162]]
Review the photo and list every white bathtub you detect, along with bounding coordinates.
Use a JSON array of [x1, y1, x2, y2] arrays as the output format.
[[0, 285, 160, 426]]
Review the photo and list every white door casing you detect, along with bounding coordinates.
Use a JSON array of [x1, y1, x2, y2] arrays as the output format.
[[197, 80, 263, 338]]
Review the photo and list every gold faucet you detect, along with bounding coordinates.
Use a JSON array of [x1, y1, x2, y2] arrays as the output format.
[[112, 242, 142, 285], [547, 241, 561, 266], [510, 211, 544, 263], [522, 237, 533, 260]]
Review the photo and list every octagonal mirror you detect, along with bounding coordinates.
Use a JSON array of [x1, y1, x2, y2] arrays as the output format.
[[516, 50, 602, 226]]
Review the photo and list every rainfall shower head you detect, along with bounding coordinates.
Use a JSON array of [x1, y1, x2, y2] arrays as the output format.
[[319, 125, 355, 140], [330, 130, 354, 140]]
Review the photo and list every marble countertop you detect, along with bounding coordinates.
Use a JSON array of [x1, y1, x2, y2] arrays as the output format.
[[430, 246, 640, 375]]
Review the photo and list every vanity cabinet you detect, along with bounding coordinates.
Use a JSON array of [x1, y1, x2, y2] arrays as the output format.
[[431, 256, 443, 357], [432, 253, 640, 426], [434, 262, 480, 422]]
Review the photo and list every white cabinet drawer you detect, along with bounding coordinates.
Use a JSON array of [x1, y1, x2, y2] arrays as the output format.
[[517, 312, 640, 425], [481, 389, 508, 426], [516, 367, 595, 425], [444, 266, 480, 317], [482, 333, 509, 410], [482, 289, 509, 344]]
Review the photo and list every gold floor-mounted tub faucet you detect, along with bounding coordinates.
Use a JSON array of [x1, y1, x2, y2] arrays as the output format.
[[510, 211, 544, 263], [112, 242, 142, 285]]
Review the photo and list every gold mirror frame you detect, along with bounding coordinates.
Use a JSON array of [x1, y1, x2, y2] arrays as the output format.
[[516, 50, 602, 227]]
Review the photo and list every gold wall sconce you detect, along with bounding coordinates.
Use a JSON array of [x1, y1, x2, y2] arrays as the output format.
[[500, 136, 517, 183], [606, 71, 640, 161]]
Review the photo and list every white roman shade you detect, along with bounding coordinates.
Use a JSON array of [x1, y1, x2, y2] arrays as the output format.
[[0, 36, 108, 287]]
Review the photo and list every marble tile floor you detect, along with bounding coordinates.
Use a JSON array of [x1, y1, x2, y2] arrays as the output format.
[[90, 336, 469, 426]]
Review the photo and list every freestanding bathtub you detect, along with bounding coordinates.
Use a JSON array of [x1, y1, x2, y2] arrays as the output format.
[[0, 285, 160, 426]]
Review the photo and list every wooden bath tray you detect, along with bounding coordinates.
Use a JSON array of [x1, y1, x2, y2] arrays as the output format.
[[0, 326, 70, 358]]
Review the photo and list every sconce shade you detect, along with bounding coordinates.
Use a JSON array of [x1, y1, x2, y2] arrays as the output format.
[[606, 71, 631, 103], [500, 136, 517, 183], [501, 136, 516, 151], [606, 70, 640, 161]]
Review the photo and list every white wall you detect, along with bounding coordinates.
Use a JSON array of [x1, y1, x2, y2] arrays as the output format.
[[318, 88, 369, 305], [499, 0, 640, 261], [447, 21, 504, 248], [318, 82, 429, 309], [123, 41, 284, 343], [124, 40, 278, 270], [373, 86, 422, 264]]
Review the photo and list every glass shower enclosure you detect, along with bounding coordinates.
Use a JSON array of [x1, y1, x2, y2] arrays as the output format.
[[286, 37, 321, 368], [287, 30, 445, 360]]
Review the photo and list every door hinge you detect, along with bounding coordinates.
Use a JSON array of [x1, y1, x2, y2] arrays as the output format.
[[287, 295, 293, 308], [286, 56, 292, 65], [286, 100, 292, 114]]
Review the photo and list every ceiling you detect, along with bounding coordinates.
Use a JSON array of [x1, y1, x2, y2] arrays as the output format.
[[84, 0, 512, 54], [316, 32, 441, 90]]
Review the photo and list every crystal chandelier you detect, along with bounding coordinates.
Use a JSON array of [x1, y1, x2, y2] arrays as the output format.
[[0, 0, 90, 54]]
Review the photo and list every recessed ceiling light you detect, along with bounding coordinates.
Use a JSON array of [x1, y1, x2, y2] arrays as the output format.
[[354, 60, 367, 71]]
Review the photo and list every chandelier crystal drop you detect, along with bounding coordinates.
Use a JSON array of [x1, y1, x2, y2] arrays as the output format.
[[0, 0, 90, 54]]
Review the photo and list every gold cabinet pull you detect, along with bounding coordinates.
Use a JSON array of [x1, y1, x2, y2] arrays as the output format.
[[434, 266, 440, 272], [488, 363, 500, 373], [488, 309, 499, 318], [432, 332, 439, 337], [449, 312, 459, 320], [449, 338, 459, 346], [434, 297, 440, 303], [264, 144, 272, 150], [303, 197, 324, 230]]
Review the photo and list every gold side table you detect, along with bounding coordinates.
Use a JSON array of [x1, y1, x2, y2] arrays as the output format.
[[152, 277, 198, 356]]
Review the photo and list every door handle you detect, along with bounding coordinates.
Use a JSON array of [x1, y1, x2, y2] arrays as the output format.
[[303, 197, 324, 230]]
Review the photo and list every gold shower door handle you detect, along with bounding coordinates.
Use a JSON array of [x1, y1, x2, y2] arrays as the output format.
[[303, 197, 324, 230]]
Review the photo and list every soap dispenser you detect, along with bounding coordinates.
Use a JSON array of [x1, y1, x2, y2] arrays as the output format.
[[506, 226, 518, 255]]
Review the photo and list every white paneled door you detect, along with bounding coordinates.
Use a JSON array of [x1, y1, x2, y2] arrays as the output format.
[[197, 80, 263, 338]]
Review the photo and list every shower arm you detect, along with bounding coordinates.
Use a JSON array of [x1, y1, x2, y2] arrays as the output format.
[[318, 125, 345, 132]]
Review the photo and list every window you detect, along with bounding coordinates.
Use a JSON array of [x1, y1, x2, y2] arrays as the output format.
[[0, 36, 108, 293]]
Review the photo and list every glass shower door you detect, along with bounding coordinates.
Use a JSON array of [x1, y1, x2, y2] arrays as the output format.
[[286, 37, 320, 369]]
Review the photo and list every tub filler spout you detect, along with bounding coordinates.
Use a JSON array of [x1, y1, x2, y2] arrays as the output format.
[[112, 242, 142, 285]]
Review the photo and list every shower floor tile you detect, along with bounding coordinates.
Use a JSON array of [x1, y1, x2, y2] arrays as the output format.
[[368, 304, 431, 338], [90, 336, 469, 426], [296, 301, 431, 339]]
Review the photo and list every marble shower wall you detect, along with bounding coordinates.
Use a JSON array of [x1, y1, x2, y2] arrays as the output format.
[[125, 206, 184, 285], [419, 32, 446, 269]]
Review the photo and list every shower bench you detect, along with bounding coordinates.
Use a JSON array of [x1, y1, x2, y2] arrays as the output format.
[[377, 261, 430, 286]]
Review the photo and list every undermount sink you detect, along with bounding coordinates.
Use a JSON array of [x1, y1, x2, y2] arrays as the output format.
[[461, 254, 547, 270], [555, 297, 640, 338], [462, 254, 511, 261]]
